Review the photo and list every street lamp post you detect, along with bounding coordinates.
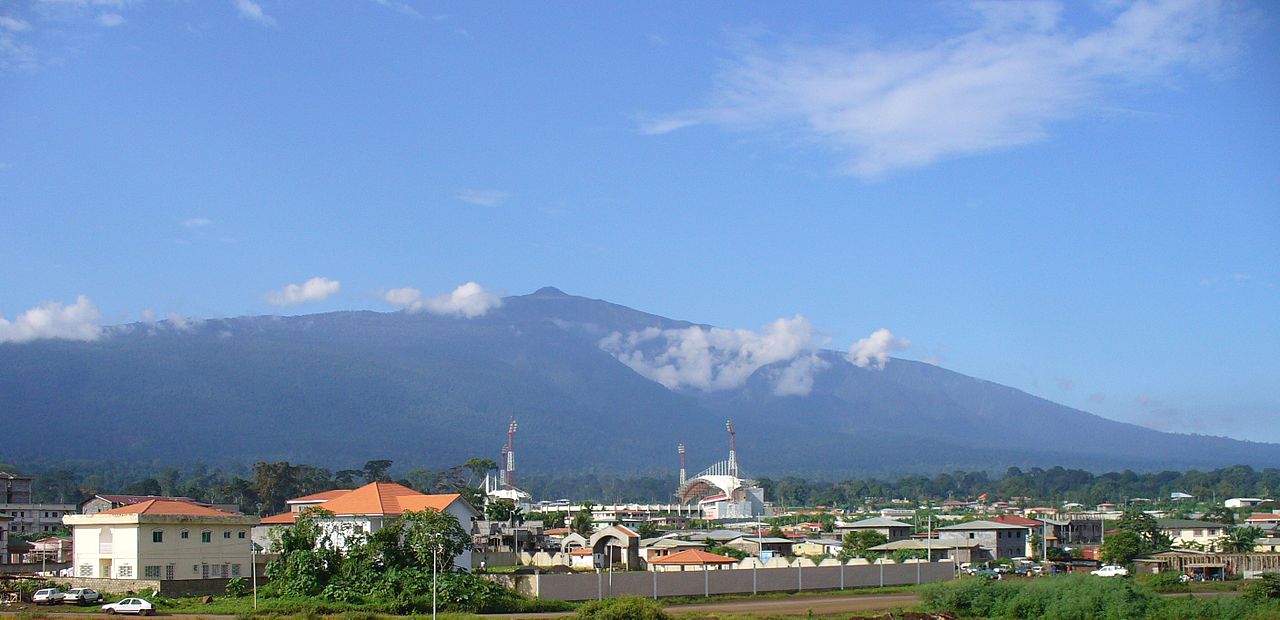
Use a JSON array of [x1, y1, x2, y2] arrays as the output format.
[[432, 541, 439, 620], [251, 542, 258, 610]]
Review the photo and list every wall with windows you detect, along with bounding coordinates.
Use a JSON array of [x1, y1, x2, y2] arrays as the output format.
[[66, 517, 257, 581]]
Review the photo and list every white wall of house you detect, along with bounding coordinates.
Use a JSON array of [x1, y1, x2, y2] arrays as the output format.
[[66, 514, 257, 581], [318, 504, 475, 569]]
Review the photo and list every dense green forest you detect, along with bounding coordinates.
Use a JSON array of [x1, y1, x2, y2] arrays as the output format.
[[4, 459, 1278, 514]]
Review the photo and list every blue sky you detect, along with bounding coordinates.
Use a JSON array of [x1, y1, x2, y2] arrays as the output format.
[[2, 0, 1277, 442]]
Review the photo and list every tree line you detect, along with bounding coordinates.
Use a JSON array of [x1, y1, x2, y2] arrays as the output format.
[[6, 460, 1279, 513]]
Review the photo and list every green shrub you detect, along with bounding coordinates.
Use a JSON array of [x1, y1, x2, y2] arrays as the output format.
[[225, 576, 249, 597], [1246, 572, 1280, 602], [1139, 571, 1189, 593], [573, 596, 669, 620]]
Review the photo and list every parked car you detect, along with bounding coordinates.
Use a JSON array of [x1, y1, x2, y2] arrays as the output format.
[[101, 598, 155, 615], [65, 588, 102, 604], [32, 588, 65, 605], [974, 568, 1003, 580], [1091, 565, 1130, 577]]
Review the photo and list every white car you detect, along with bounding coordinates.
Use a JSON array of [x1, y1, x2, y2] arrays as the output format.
[[65, 588, 102, 604], [1091, 565, 1130, 577], [32, 588, 65, 605], [101, 598, 155, 615]]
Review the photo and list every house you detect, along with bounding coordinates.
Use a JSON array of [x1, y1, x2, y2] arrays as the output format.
[[63, 499, 258, 581], [1156, 519, 1230, 550], [1226, 498, 1266, 509], [879, 508, 915, 519], [792, 537, 843, 558], [30, 536, 72, 563], [723, 536, 793, 558], [286, 482, 481, 569], [835, 517, 913, 542], [1244, 513, 1280, 526], [79, 495, 240, 516], [936, 520, 1028, 560], [990, 515, 1045, 557], [640, 537, 705, 561], [867, 538, 981, 563], [1170, 492, 1194, 501], [647, 549, 738, 572]]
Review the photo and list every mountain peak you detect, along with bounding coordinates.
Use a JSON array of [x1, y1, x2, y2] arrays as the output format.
[[531, 286, 569, 297]]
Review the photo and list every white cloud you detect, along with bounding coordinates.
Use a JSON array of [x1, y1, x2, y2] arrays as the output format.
[[0, 16, 31, 32], [847, 328, 909, 369], [95, 12, 125, 27], [456, 188, 512, 207], [385, 282, 503, 318], [646, 0, 1244, 178], [182, 217, 212, 228], [234, 0, 276, 27], [599, 315, 829, 395], [267, 277, 341, 306], [0, 295, 103, 343], [164, 313, 203, 332]]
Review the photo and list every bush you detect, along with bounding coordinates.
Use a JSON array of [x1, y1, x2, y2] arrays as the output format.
[[573, 596, 669, 620], [1139, 571, 1189, 593], [225, 576, 249, 597]]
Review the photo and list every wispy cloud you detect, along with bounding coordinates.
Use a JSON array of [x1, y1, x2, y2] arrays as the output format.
[[182, 217, 212, 228], [0, 16, 31, 32], [383, 282, 503, 318], [456, 188, 513, 207], [234, 0, 276, 27], [645, 0, 1246, 179], [0, 295, 103, 343], [368, 0, 421, 19], [267, 277, 341, 306], [96, 12, 125, 27]]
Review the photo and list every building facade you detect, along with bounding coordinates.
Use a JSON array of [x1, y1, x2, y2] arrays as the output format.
[[63, 499, 258, 580], [936, 520, 1028, 561]]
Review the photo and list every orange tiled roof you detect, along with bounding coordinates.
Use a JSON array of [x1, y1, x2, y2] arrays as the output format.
[[1246, 513, 1280, 522], [289, 489, 352, 503], [569, 548, 593, 556], [648, 549, 739, 565], [260, 512, 298, 525], [314, 482, 461, 516], [100, 499, 238, 517]]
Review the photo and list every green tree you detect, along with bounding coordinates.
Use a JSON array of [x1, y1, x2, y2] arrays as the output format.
[[1203, 506, 1237, 525], [572, 503, 595, 536], [1100, 529, 1144, 565], [361, 459, 394, 483], [838, 530, 888, 560], [485, 500, 519, 522], [635, 521, 662, 539], [1219, 526, 1263, 553], [464, 458, 498, 487], [402, 508, 473, 571], [1118, 508, 1170, 549]]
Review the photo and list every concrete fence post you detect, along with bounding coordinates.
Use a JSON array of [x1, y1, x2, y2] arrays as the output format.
[[703, 564, 709, 597], [652, 571, 657, 600]]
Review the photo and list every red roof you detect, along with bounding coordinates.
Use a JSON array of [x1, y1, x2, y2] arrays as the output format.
[[569, 548, 593, 556], [313, 482, 462, 516], [545, 527, 572, 535], [1246, 513, 1280, 522], [288, 490, 352, 503], [101, 499, 239, 517], [260, 512, 298, 525], [648, 549, 739, 565], [98, 494, 200, 504], [991, 515, 1042, 528]]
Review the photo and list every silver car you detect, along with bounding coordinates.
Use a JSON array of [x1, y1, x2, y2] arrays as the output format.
[[32, 588, 65, 605], [65, 588, 102, 604]]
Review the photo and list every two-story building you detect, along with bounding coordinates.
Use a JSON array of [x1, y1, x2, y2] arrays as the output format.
[[1157, 519, 1230, 551], [63, 499, 258, 581], [936, 520, 1028, 561], [835, 517, 913, 542]]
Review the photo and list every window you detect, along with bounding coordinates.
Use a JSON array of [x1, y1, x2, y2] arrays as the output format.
[[238, 531, 246, 539], [231, 564, 241, 577], [152, 530, 164, 543], [79, 565, 92, 577], [165, 565, 175, 580], [144, 566, 161, 579], [969, 533, 975, 539], [201, 564, 209, 579], [118, 565, 133, 578], [180, 530, 189, 539], [224, 531, 231, 539], [201, 531, 212, 543]]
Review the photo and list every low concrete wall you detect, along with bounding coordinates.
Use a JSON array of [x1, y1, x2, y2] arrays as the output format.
[[0, 562, 71, 575], [62, 577, 236, 597], [501, 561, 954, 601]]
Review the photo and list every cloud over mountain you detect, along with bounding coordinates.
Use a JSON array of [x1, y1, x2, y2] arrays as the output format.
[[267, 277, 341, 306], [0, 295, 102, 343], [384, 282, 502, 318]]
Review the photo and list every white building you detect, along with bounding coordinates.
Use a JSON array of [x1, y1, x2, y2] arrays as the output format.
[[63, 499, 258, 581], [1226, 498, 1266, 509], [262, 482, 480, 569]]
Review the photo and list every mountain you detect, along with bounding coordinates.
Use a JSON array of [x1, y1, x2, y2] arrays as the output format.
[[1, 287, 1275, 478]]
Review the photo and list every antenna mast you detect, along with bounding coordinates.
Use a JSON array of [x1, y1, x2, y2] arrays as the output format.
[[678, 443, 687, 487], [726, 420, 738, 477], [506, 419, 518, 487]]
